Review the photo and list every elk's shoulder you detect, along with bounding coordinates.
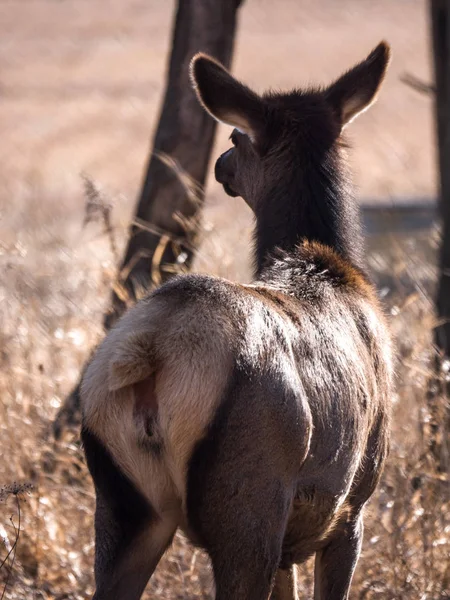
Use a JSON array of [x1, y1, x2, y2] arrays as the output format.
[[259, 240, 377, 303]]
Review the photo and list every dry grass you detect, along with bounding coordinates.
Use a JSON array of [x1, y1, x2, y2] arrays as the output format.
[[0, 1, 448, 598], [0, 181, 449, 599]]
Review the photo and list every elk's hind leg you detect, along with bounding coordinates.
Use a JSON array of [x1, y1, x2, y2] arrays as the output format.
[[271, 566, 299, 600], [187, 370, 308, 600], [313, 513, 363, 600], [82, 428, 177, 600], [188, 444, 289, 600]]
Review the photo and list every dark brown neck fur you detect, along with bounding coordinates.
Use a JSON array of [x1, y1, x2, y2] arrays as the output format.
[[254, 142, 363, 279]]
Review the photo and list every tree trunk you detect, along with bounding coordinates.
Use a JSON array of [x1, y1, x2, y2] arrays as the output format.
[[431, 0, 450, 355], [104, 0, 243, 329], [427, 0, 450, 471], [53, 0, 244, 437]]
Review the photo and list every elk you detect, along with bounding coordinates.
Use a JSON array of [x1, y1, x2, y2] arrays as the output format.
[[81, 41, 393, 600]]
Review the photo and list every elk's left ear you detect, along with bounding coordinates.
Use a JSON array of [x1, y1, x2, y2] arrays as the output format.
[[190, 53, 265, 146], [325, 41, 391, 129]]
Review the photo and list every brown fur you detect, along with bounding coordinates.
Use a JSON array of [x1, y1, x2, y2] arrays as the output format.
[[81, 42, 393, 600]]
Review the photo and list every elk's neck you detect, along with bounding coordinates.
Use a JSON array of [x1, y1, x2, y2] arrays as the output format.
[[253, 150, 364, 276]]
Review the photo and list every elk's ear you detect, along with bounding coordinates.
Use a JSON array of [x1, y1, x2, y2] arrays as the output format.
[[190, 53, 265, 145], [325, 41, 391, 129]]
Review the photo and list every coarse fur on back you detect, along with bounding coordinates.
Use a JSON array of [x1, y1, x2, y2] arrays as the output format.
[[81, 41, 393, 600]]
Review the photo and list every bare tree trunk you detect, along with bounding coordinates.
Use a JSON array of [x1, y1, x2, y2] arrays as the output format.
[[53, 0, 244, 437], [428, 0, 450, 470], [105, 0, 244, 329], [431, 0, 450, 355]]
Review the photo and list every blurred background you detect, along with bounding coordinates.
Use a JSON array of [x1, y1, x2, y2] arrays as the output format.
[[0, 0, 448, 598]]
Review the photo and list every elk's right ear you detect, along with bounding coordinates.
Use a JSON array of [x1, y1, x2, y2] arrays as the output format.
[[190, 53, 265, 145], [325, 41, 391, 129]]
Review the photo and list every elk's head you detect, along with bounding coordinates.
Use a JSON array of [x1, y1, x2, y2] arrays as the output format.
[[190, 43, 390, 212]]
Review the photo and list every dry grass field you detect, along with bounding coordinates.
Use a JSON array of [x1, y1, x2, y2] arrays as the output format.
[[0, 0, 448, 598]]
